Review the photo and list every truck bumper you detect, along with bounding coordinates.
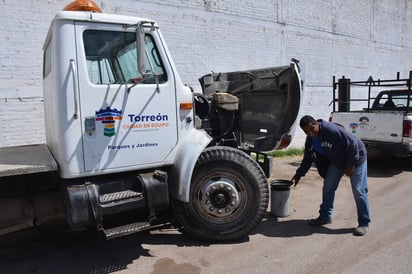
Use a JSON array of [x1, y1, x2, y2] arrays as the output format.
[[363, 140, 411, 157]]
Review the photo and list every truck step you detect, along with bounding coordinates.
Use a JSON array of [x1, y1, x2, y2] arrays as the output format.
[[103, 221, 151, 240], [99, 190, 143, 204]]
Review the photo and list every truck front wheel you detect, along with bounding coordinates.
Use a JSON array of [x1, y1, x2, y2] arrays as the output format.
[[171, 146, 269, 241]]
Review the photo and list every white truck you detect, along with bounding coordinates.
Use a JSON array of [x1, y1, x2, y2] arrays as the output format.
[[0, 0, 303, 241], [330, 72, 412, 160]]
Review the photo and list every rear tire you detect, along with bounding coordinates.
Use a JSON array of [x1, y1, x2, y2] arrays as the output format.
[[171, 146, 269, 241]]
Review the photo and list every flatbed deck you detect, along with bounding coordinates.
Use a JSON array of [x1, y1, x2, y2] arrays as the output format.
[[0, 144, 57, 177]]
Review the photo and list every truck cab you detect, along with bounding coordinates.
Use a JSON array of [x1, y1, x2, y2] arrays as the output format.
[[43, 10, 198, 178]]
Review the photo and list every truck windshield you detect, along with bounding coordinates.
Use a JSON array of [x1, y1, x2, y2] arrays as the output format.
[[83, 30, 167, 85]]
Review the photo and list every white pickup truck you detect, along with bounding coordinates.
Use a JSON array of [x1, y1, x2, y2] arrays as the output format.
[[330, 72, 412, 159]]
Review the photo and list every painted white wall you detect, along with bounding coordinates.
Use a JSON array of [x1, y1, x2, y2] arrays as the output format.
[[0, 0, 411, 148]]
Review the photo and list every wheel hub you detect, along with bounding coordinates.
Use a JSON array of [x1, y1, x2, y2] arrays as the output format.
[[200, 179, 240, 217]]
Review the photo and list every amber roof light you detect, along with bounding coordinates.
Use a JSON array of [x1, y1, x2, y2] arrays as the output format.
[[63, 0, 102, 13]]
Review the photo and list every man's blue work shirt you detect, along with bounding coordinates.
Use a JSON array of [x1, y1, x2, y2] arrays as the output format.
[[312, 136, 325, 156]]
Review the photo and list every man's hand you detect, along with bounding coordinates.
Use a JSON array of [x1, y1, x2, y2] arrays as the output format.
[[291, 175, 301, 187], [344, 167, 354, 177]]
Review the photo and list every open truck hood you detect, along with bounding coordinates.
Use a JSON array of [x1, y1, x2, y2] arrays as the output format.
[[198, 61, 302, 151]]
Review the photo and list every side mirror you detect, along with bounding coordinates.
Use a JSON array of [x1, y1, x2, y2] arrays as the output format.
[[136, 22, 147, 78], [128, 21, 155, 92]]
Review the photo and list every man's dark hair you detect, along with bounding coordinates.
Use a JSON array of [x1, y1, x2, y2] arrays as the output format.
[[300, 115, 316, 128]]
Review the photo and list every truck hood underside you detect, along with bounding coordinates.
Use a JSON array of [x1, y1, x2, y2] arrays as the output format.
[[198, 63, 302, 151]]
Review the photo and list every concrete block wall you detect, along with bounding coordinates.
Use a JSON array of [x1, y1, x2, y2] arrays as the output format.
[[0, 0, 411, 148]]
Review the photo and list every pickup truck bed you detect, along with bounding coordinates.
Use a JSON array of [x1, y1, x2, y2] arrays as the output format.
[[332, 111, 405, 143], [330, 73, 412, 158], [331, 111, 411, 156]]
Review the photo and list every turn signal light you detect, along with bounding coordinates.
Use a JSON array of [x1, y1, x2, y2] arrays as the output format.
[[277, 135, 292, 150], [180, 102, 193, 110], [63, 0, 102, 13]]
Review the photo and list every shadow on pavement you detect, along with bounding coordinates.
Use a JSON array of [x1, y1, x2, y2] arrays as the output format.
[[0, 212, 356, 274], [0, 222, 212, 274], [252, 215, 354, 238], [0, 228, 140, 274], [367, 154, 412, 177]]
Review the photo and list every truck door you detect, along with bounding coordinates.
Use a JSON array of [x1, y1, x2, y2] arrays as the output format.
[[75, 22, 178, 172]]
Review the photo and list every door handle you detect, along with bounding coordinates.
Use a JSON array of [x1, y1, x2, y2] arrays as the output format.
[[70, 59, 79, 119]]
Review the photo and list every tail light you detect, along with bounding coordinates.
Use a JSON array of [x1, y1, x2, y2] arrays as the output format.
[[403, 119, 411, 137]]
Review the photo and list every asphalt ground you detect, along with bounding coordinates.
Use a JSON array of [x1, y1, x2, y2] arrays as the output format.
[[0, 155, 411, 274]]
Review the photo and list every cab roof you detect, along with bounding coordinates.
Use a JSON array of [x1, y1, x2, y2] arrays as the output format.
[[43, 11, 157, 50], [54, 10, 155, 26]]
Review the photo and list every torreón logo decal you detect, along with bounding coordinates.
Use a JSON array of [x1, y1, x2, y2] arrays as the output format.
[[95, 108, 122, 137]]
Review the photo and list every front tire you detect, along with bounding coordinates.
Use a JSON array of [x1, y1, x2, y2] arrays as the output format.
[[171, 146, 269, 241]]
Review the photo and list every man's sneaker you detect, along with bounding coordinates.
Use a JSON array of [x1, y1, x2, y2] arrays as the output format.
[[308, 217, 332, 226], [353, 226, 368, 236]]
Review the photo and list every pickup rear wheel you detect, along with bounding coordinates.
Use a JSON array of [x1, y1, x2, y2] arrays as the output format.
[[171, 146, 269, 241]]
